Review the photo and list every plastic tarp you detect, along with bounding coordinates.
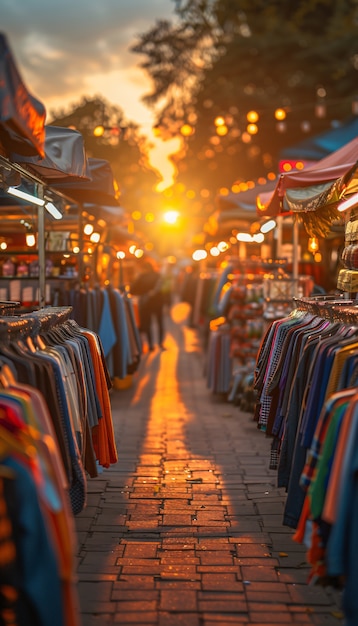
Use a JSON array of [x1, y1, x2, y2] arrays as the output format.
[[0, 33, 45, 158], [53, 157, 120, 206], [11, 125, 91, 183]]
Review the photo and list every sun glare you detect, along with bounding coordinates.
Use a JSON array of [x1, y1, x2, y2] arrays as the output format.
[[163, 210, 180, 225]]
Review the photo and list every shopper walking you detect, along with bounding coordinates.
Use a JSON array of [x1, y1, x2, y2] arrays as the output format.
[[130, 260, 165, 350]]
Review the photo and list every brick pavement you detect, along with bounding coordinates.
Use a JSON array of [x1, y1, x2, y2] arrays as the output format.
[[75, 308, 344, 626]]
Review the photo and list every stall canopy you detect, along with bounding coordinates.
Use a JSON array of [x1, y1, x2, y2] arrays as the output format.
[[258, 135, 358, 224], [52, 157, 126, 227], [12, 125, 91, 183], [0, 124, 92, 232], [0, 33, 46, 158], [207, 180, 278, 236], [0, 150, 125, 235], [53, 157, 120, 207]]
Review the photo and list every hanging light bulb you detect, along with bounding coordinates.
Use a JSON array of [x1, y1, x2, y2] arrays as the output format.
[[247, 123, 258, 135], [83, 223, 94, 236], [26, 231, 36, 247], [93, 125, 105, 137], [247, 110, 259, 123], [274, 108, 286, 121], [216, 124, 228, 136], [308, 237, 319, 253], [89, 232, 101, 244], [180, 124, 194, 136]]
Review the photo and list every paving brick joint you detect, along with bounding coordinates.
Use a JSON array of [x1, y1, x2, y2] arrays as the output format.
[[75, 310, 344, 626]]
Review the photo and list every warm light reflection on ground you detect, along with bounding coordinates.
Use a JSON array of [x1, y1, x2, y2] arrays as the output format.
[[130, 372, 150, 405], [76, 304, 343, 624]]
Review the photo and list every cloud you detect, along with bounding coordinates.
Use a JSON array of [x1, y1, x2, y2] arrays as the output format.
[[0, 0, 179, 184], [0, 0, 175, 109]]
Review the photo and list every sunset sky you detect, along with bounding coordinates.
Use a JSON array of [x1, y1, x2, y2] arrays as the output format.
[[0, 0, 181, 187]]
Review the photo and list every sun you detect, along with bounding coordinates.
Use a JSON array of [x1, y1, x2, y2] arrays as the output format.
[[163, 210, 180, 225]]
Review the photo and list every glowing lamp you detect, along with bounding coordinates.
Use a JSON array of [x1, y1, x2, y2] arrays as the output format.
[[247, 110, 259, 123], [180, 124, 194, 136], [90, 232, 101, 244], [93, 125, 105, 137], [26, 232, 36, 247], [260, 219, 277, 234], [338, 193, 358, 212], [247, 123, 258, 135], [308, 237, 319, 253], [84, 223, 94, 236], [274, 108, 286, 121]]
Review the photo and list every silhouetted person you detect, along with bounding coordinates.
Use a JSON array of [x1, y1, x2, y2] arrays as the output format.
[[131, 260, 165, 351]]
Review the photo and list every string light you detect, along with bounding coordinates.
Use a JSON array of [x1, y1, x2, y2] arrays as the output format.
[[247, 110, 259, 123], [274, 108, 287, 121], [247, 123, 258, 135], [180, 124, 194, 136], [216, 124, 228, 136]]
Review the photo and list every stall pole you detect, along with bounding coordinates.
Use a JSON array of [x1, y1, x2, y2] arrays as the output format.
[[293, 216, 299, 297], [37, 184, 46, 308]]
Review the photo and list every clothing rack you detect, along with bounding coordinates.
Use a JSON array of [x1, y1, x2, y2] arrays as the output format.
[[253, 294, 358, 625], [0, 306, 73, 342], [0, 313, 36, 339], [0, 300, 21, 315], [29, 305, 73, 330], [293, 295, 358, 323]]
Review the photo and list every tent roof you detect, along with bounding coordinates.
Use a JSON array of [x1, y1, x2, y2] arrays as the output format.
[[259, 135, 358, 216], [52, 157, 120, 206], [217, 180, 277, 212], [11, 126, 91, 183], [205, 184, 276, 237]]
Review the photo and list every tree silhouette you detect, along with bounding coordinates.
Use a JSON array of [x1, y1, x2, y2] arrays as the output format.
[[132, 0, 358, 222], [49, 96, 160, 222]]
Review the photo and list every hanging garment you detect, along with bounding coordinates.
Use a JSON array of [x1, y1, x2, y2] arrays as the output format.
[[0, 382, 81, 626]]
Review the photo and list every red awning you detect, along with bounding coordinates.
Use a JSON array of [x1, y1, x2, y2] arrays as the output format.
[[258, 135, 358, 216]]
